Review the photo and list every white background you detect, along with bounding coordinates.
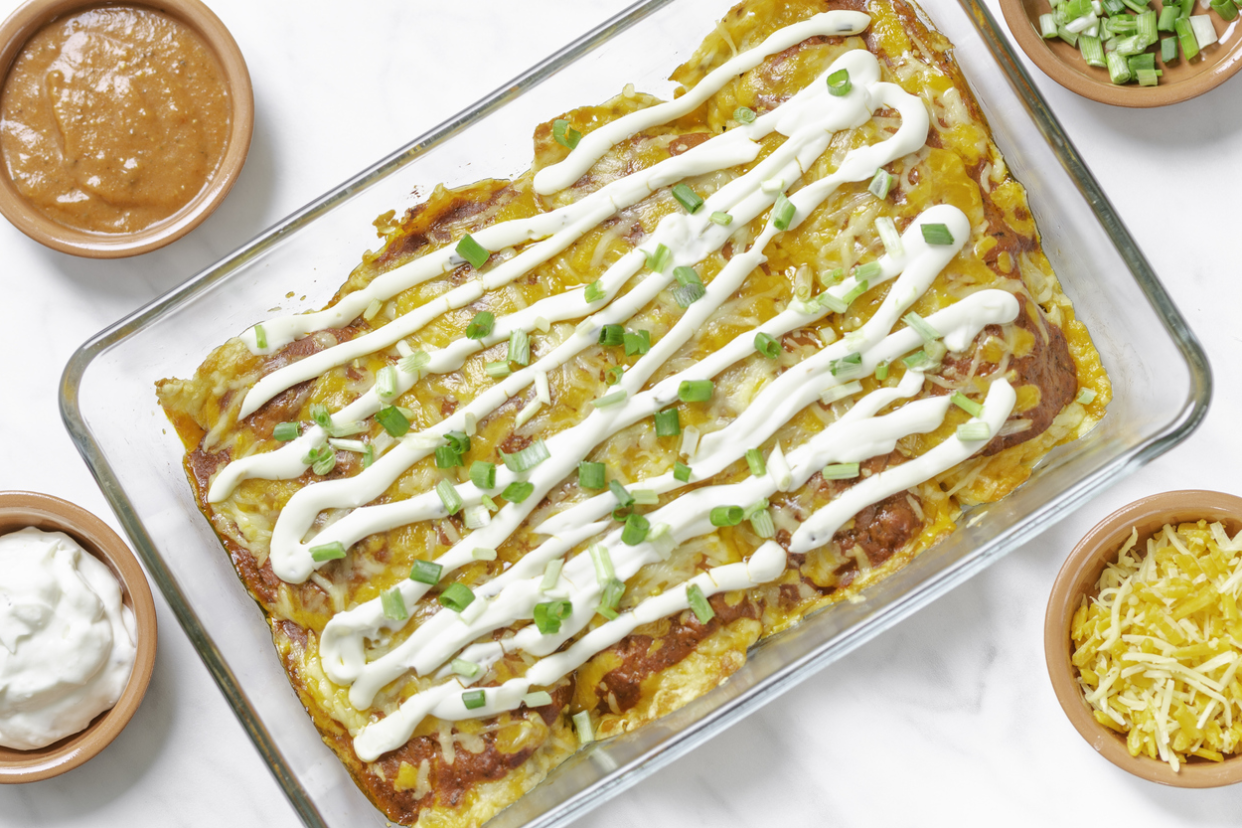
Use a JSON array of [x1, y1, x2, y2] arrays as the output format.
[[1, 1, 1239, 826]]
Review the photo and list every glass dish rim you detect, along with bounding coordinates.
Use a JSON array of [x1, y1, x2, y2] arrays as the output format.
[[58, 1, 1212, 825]]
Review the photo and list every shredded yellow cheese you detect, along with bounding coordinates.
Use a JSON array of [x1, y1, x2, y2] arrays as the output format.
[[1072, 520, 1242, 770]]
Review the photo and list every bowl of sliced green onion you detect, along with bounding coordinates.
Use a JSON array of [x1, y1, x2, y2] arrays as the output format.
[[1001, 0, 1242, 106]]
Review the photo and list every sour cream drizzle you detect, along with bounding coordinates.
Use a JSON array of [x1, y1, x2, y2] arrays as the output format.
[[204, 12, 1030, 760]]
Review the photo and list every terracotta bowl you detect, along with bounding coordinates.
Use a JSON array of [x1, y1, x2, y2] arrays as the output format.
[[1045, 490, 1242, 787], [0, 0, 253, 257], [1000, 0, 1242, 107], [0, 491, 157, 783]]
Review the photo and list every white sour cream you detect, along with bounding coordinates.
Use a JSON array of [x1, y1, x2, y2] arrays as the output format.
[[0, 528, 137, 750]]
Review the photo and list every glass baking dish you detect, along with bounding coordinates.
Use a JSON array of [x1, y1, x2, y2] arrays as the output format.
[[60, 1, 1210, 825]]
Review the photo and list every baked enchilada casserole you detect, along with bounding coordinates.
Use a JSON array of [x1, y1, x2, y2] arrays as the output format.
[[157, 1, 1111, 824]]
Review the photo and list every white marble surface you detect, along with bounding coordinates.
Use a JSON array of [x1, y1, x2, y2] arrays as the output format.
[[0, 1, 1238, 826]]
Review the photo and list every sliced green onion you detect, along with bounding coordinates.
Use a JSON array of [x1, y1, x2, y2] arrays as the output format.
[[826, 68, 852, 96], [253, 324, 268, 350], [822, 463, 860, 480], [1212, 0, 1238, 22], [624, 330, 651, 356], [589, 543, 615, 582], [597, 324, 623, 348], [444, 431, 470, 454], [653, 408, 681, 437], [363, 299, 382, 321], [1077, 387, 1097, 404], [596, 366, 620, 388], [1189, 14, 1216, 50], [304, 446, 337, 476], [673, 462, 692, 483], [273, 422, 300, 442], [772, 193, 796, 231], [645, 242, 671, 273], [439, 582, 475, 613], [1128, 52, 1157, 73], [409, 559, 443, 585], [902, 349, 938, 371], [746, 448, 766, 478], [579, 461, 606, 490], [484, 360, 511, 378], [456, 234, 490, 270], [754, 331, 780, 359], [465, 311, 495, 340], [671, 183, 704, 214], [592, 390, 627, 408], [599, 578, 625, 618], [610, 479, 634, 509], [310, 541, 346, 562], [814, 292, 849, 314], [435, 445, 462, 469], [673, 282, 706, 308], [463, 504, 490, 529], [381, 588, 408, 621], [678, 379, 714, 403], [470, 461, 496, 490], [541, 559, 563, 591], [573, 710, 594, 744], [500, 440, 550, 472], [1158, 4, 1180, 31], [1039, 12, 1059, 37], [585, 280, 606, 303], [830, 352, 863, 377], [821, 380, 863, 406], [709, 506, 744, 527], [734, 106, 756, 124], [631, 489, 658, 506], [328, 438, 367, 454], [1107, 50, 1133, 84], [523, 691, 553, 708], [875, 361, 890, 381], [451, 658, 481, 679], [875, 216, 904, 258], [957, 421, 992, 441], [361, 445, 376, 468], [1079, 34, 1106, 67], [502, 481, 535, 504], [951, 392, 984, 417], [868, 169, 894, 199], [462, 689, 487, 710], [533, 599, 572, 634], [1161, 35, 1179, 63], [749, 508, 776, 539], [921, 223, 955, 245], [507, 329, 530, 366], [1136, 9, 1158, 44], [621, 513, 650, 546], [436, 479, 463, 515], [399, 349, 430, 375], [686, 583, 715, 624], [710, 211, 733, 226], [552, 119, 581, 150], [674, 265, 702, 287], [480, 494, 499, 512], [903, 311, 941, 345], [472, 547, 497, 561]]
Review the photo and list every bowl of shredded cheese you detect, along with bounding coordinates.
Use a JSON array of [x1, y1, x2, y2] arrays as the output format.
[[1046, 490, 1242, 787]]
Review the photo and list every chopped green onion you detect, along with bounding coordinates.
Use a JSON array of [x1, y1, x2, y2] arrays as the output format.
[[465, 311, 495, 340], [470, 461, 496, 490], [573, 710, 594, 744], [746, 448, 766, 478], [598, 324, 624, 347], [609, 479, 634, 509], [1107, 50, 1133, 84], [875, 361, 890, 381], [821, 380, 863, 406], [254, 324, 268, 350], [361, 445, 375, 468], [957, 422, 992, 441], [1158, 5, 1180, 31], [673, 462, 692, 483], [903, 311, 941, 345], [381, 588, 408, 621], [624, 330, 651, 356], [1175, 15, 1198, 58], [1136, 8, 1158, 43], [869, 169, 894, 199], [1161, 35, 1179, 63], [631, 489, 658, 506], [1077, 388, 1097, 404], [678, 379, 714, 403], [273, 422, 300, 442], [951, 392, 984, 417], [585, 280, 606, 303], [1212, 0, 1238, 21], [472, 547, 497, 561], [822, 463, 860, 480], [445, 431, 470, 453], [462, 689, 487, 710], [598, 366, 621, 387], [589, 543, 615, 582], [502, 481, 535, 504], [830, 352, 863, 377], [1078, 34, 1106, 67], [552, 119, 581, 150], [507, 329, 530, 366], [654, 408, 681, 437], [686, 583, 715, 624], [674, 265, 702, 287], [622, 512, 650, 546], [875, 216, 904, 258], [903, 349, 938, 371], [363, 299, 382, 321], [541, 559, 563, 591], [463, 505, 491, 529], [749, 508, 776, 539], [671, 183, 704, 214], [480, 494, 499, 512], [579, 461, 606, 490], [500, 440, 550, 473], [484, 360, 511, 378], [673, 282, 706, 308], [592, 390, 627, 408], [814, 292, 849, 314], [1189, 14, 1216, 50], [451, 658, 481, 679], [523, 691, 553, 708], [921, 223, 955, 245], [304, 446, 337, 476], [439, 582, 475, 613], [599, 578, 625, 618], [435, 445, 462, 469], [710, 211, 733, 226], [533, 599, 572, 634], [709, 506, 744, 527], [399, 349, 430, 375], [645, 242, 671, 273], [754, 331, 781, 359], [772, 193, 796, 231], [409, 559, 443, 585], [1128, 51, 1157, 73], [310, 541, 346, 562], [436, 479, 463, 515], [826, 68, 852, 96], [733, 106, 756, 124], [456, 234, 490, 270], [1039, 12, 1059, 37]]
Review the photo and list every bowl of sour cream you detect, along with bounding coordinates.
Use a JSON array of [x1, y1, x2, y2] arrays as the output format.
[[0, 491, 156, 782]]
